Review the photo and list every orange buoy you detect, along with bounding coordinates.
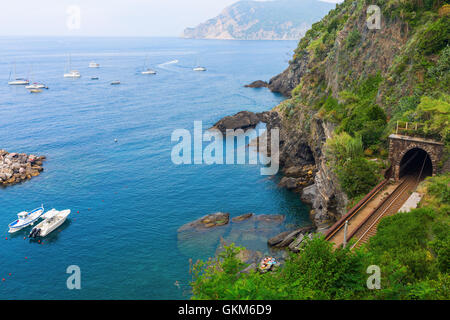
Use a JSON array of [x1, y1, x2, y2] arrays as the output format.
[[2, 278, 4, 281], [8, 273, 11, 276], [77, 211, 79, 213], [5, 237, 8, 240]]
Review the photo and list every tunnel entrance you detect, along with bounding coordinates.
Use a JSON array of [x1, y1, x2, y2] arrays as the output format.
[[399, 148, 433, 179]]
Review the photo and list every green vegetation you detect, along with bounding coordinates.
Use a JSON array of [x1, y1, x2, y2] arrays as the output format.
[[190, 174, 450, 300]]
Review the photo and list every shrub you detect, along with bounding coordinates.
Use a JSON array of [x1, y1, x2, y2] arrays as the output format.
[[335, 157, 381, 199]]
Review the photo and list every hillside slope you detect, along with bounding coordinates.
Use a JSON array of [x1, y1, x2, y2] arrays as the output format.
[[263, 0, 450, 228], [182, 0, 335, 40]]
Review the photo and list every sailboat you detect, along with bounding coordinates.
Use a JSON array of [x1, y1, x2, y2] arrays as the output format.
[[63, 55, 81, 78], [141, 56, 157, 75], [193, 57, 206, 72], [25, 66, 47, 90], [8, 63, 29, 85]]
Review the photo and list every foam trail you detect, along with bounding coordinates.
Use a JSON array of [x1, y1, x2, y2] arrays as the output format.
[[157, 59, 179, 71]]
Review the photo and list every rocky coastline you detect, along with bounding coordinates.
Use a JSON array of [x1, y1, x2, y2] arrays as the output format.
[[209, 109, 346, 232], [0, 150, 45, 187]]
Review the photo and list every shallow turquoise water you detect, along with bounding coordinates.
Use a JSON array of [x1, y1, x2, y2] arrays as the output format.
[[0, 37, 309, 299]]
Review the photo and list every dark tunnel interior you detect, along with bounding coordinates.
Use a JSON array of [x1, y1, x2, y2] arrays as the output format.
[[399, 148, 433, 179]]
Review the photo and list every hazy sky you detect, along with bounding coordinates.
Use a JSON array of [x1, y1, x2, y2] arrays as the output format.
[[0, 0, 343, 37]]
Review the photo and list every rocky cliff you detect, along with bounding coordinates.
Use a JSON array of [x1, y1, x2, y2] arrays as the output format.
[[182, 0, 335, 40], [247, 0, 449, 228]]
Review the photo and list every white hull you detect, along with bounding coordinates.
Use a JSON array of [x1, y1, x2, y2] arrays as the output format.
[[142, 70, 156, 75], [89, 63, 100, 68], [193, 67, 206, 72], [26, 83, 46, 89], [64, 73, 81, 78], [30, 209, 70, 238], [8, 207, 45, 233], [8, 80, 29, 85]]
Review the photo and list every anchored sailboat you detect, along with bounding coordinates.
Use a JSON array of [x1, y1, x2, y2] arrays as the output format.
[[8, 63, 29, 85], [63, 55, 81, 78], [141, 55, 157, 75]]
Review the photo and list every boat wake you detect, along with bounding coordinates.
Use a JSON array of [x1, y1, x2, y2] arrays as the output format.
[[157, 60, 179, 71]]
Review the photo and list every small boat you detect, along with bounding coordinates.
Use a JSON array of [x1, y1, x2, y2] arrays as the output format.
[[29, 209, 71, 238], [141, 69, 157, 75], [89, 61, 100, 68], [91, 76, 99, 80], [8, 63, 30, 85], [141, 55, 157, 75], [64, 70, 81, 78], [110, 80, 120, 85], [26, 82, 47, 89], [29, 89, 42, 93], [193, 66, 207, 72], [64, 55, 81, 78], [8, 206, 45, 233]]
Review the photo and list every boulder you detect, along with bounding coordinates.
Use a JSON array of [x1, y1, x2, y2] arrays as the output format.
[[178, 212, 230, 232], [210, 111, 261, 134], [301, 184, 317, 205], [278, 177, 299, 190], [288, 234, 305, 252], [244, 80, 268, 88], [232, 213, 254, 222]]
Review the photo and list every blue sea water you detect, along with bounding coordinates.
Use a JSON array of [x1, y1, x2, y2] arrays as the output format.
[[0, 37, 310, 299]]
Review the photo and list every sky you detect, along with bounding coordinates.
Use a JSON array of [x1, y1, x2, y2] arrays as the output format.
[[0, 0, 344, 37]]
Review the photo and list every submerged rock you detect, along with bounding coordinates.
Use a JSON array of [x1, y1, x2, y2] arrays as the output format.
[[232, 213, 254, 222], [178, 212, 230, 232]]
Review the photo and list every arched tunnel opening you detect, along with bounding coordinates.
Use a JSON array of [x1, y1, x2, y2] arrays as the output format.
[[399, 148, 433, 179]]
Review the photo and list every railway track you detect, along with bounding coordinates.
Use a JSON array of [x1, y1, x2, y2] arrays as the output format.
[[349, 175, 419, 249]]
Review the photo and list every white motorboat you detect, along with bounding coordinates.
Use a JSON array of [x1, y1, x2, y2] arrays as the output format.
[[8, 63, 30, 85], [110, 80, 120, 85], [29, 209, 71, 238], [64, 55, 81, 78], [141, 69, 157, 75], [193, 66, 207, 72], [89, 61, 100, 68], [8, 206, 45, 233], [26, 82, 47, 89]]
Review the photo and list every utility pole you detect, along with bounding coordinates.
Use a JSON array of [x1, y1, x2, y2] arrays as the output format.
[[343, 220, 349, 249]]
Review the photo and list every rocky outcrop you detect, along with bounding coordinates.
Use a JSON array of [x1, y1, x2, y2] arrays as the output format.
[[267, 225, 315, 249], [232, 213, 254, 222], [178, 212, 230, 232], [182, 0, 334, 40], [0, 150, 45, 187], [210, 111, 262, 134], [267, 52, 310, 97], [245, 80, 268, 88]]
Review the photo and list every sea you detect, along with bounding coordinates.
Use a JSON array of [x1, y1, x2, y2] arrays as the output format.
[[0, 37, 310, 299]]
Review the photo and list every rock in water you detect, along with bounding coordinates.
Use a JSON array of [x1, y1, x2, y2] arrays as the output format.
[[244, 80, 268, 88], [210, 111, 261, 134], [178, 212, 230, 232], [231, 213, 254, 222], [0, 150, 45, 187]]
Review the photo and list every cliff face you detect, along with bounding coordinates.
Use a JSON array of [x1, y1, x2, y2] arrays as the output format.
[[182, 0, 335, 40], [264, 0, 449, 228]]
